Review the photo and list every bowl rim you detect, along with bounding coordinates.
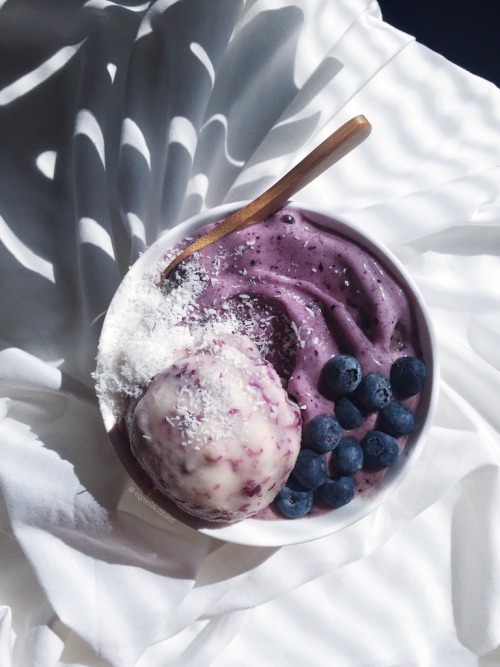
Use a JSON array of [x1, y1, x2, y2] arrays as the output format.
[[97, 199, 440, 547]]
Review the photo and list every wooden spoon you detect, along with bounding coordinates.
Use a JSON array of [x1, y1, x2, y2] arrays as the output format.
[[161, 114, 371, 281]]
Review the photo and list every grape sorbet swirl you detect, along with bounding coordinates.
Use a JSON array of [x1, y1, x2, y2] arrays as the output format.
[[95, 207, 425, 523]]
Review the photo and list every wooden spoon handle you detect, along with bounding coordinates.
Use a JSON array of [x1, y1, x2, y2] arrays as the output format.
[[162, 115, 371, 279]]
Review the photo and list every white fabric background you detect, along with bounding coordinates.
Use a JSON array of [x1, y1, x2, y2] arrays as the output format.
[[1, 1, 499, 665]]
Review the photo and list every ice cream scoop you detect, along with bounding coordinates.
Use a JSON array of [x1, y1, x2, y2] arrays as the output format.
[[127, 334, 302, 522]]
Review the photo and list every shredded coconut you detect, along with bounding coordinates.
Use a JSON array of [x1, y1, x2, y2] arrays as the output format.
[[95, 256, 240, 421]]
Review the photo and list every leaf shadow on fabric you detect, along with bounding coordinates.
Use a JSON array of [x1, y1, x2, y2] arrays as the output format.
[[117, 0, 245, 244], [0, 0, 348, 604], [118, 0, 343, 242], [0, 1, 145, 385]]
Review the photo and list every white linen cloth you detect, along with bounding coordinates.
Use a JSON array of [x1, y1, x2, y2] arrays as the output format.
[[1, 0, 499, 665]]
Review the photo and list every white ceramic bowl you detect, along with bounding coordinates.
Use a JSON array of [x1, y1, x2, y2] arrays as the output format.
[[97, 201, 439, 547]]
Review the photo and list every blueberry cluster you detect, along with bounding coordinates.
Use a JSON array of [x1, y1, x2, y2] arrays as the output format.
[[275, 355, 427, 519]]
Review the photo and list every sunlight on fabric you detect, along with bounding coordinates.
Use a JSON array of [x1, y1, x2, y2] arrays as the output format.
[[78, 217, 115, 259], [75, 110, 106, 168], [168, 116, 197, 160], [0, 41, 85, 106], [35, 151, 57, 180], [91, 310, 107, 327], [45, 358, 65, 369], [107, 63, 117, 83], [0, 399, 10, 422], [185, 173, 209, 201], [0, 215, 55, 283], [190, 43, 215, 87], [201, 114, 245, 167], [84, 0, 150, 11], [472, 195, 500, 224], [0, 348, 62, 391], [122, 118, 151, 169], [125, 212, 146, 246]]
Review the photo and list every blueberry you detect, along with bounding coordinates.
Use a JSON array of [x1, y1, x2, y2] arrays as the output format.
[[356, 373, 392, 411], [275, 484, 313, 518], [360, 430, 400, 469], [331, 437, 364, 476], [390, 356, 427, 398], [379, 401, 415, 437], [317, 476, 356, 509], [302, 414, 341, 453], [292, 449, 328, 489], [335, 395, 365, 429], [321, 354, 362, 398]]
